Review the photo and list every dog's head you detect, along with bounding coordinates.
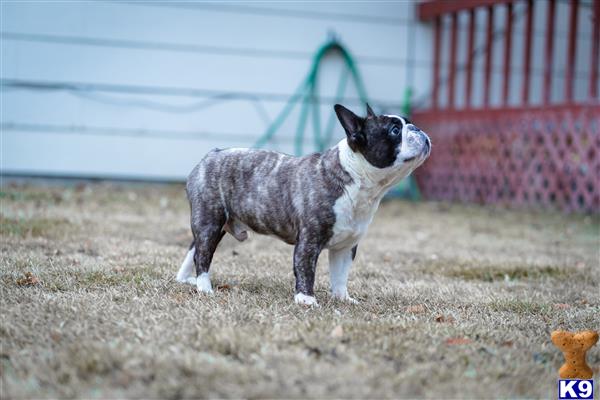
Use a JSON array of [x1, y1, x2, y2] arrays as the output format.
[[334, 103, 431, 170]]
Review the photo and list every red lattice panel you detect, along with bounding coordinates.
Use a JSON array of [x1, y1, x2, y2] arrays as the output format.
[[413, 104, 600, 213]]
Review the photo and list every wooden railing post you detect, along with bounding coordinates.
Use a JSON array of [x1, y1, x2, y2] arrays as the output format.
[[591, 0, 600, 99], [448, 12, 458, 109], [483, 5, 494, 107], [465, 8, 475, 108], [432, 16, 441, 109], [543, 0, 556, 105], [502, 2, 513, 106], [522, 0, 534, 105], [565, 0, 579, 102]]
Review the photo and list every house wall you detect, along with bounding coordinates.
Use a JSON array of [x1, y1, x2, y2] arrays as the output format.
[[1, 1, 595, 180]]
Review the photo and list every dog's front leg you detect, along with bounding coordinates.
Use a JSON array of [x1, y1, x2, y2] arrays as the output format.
[[293, 236, 321, 307], [328, 246, 358, 303]]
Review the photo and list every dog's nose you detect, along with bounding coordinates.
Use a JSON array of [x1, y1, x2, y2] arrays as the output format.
[[419, 132, 431, 156]]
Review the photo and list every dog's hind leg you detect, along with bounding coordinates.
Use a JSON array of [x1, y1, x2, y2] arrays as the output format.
[[176, 241, 197, 285], [187, 157, 228, 294], [193, 223, 226, 294]]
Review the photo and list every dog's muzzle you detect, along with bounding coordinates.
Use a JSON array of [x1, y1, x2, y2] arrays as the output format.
[[404, 127, 431, 162]]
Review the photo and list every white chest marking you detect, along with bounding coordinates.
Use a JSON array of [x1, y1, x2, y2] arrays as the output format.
[[327, 139, 414, 250], [328, 179, 380, 249]]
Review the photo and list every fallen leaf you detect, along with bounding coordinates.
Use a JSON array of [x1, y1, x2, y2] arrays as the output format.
[[51, 193, 63, 203], [445, 337, 472, 346], [330, 325, 344, 338], [307, 346, 322, 357], [116, 373, 132, 387], [406, 304, 425, 313], [435, 314, 455, 323], [50, 331, 61, 342], [216, 284, 231, 291], [16, 272, 40, 287], [501, 340, 514, 347]]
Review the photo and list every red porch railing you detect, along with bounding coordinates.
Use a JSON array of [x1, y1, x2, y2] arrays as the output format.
[[413, 0, 600, 213]]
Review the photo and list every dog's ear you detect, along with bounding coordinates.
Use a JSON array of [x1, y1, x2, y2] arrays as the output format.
[[334, 104, 366, 151], [366, 103, 376, 118]]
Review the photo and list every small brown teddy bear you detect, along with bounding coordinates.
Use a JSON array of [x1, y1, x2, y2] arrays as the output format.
[[551, 330, 598, 379]]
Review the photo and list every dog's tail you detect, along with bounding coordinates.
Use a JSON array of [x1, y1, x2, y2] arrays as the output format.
[[176, 240, 195, 283]]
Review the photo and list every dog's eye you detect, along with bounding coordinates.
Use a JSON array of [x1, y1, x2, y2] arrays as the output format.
[[390, 126, 401, 136]]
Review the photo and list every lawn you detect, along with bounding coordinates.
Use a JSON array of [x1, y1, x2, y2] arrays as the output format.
[[1, 182, 599, 398]]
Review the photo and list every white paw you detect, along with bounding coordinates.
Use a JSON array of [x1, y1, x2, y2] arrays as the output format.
[[196, 273, 213, 294], [332, 290, 358, 304], [176, 276, 197, 285], [294, 293, 319, 307], [185, 277, 197, 285]]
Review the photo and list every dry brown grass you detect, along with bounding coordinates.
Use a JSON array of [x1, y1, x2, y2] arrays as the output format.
[[1, 182, 599, 399]]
